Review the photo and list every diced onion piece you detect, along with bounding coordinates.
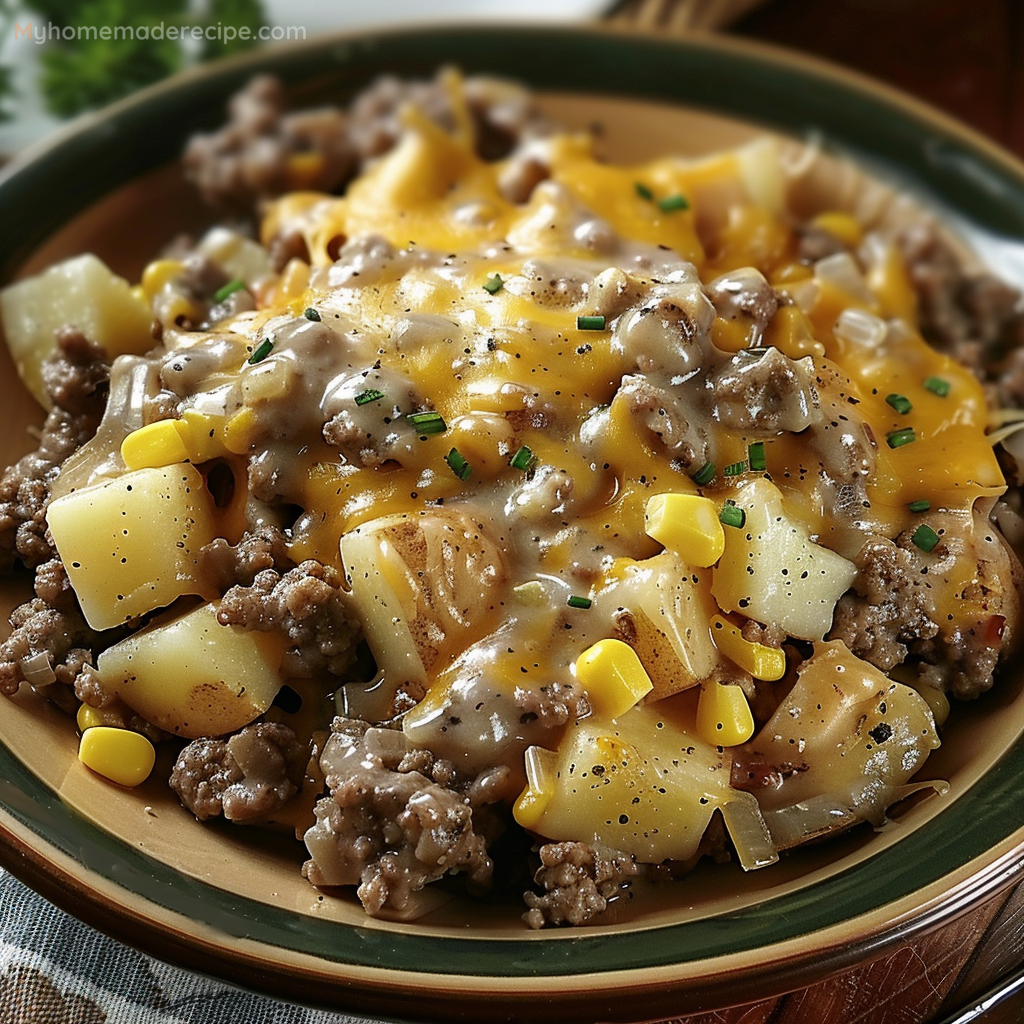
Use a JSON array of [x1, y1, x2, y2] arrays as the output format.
[[832, 306, 887, 350]]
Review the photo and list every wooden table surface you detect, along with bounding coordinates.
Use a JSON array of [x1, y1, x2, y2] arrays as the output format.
[[607, 1, 1024, 1022]]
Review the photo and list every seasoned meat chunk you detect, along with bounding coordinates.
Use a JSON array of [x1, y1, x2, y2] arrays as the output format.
[[522, 841, 639, 929], [216, 560, 359, 678], [170, 722, 308, 823], [183, 75, 354, 212], [303, 718, 496, 916], [830, 536, 939, 672], [899, 222, 1024, 382], [705, 267, 779, 346], [185, 71, 551, 216], [0, 592, 98, 698], [0, 329, 109, 571], [198, 527, 293, 593], [711, 347, 820, 433], [615, 373, 706, 467]]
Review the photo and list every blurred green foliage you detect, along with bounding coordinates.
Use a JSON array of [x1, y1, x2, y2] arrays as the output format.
[[6, 0, 267, 119]]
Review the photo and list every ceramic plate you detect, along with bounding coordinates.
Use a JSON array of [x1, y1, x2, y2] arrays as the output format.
[[2, 24, 1024, 1023]]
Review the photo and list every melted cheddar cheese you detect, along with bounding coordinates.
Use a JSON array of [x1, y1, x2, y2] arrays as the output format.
[[18, 77, 1019, 913]]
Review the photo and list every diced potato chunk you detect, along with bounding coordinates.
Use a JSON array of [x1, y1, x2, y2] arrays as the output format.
[[46, 464, 217, 630], [598, 552, 722, 699], [0, 253, 153, 408], [514, 702, 776, 869], [746, 640, 939, 849], [96, 601, 286, 738], [195, 227, 273, 286], [340, 508, 507, 684], [712, 477, 857, 640]]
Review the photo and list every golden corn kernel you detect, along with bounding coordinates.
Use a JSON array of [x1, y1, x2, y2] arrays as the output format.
[[770, 262, 814, 286], [811, 211, 862, 249], [696, 679, 755, 747], [867, 241, 917, 324], [644, 493, 726, 567], [178, 409, 226, 462], [140, 259, 185, 301], [224, 407, 259, 453], [762, 305, 824, 360], [79, 726, 156, 787], [711, 316, 751, 353], [76, 703, 104, 733], [710, 615, 787, 681], [160, 292, 203, 328], [273, 258, 311, 305], [574, 638, 653, 720], [513, 744, 559, 830], [120, 419, 190, 470], [286, 151, 326, 190]]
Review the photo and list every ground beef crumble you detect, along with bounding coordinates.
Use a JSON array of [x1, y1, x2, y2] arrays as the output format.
[[522, 841, 639, 929], [0, 559, 103, 699], [216, 560, 359, 678], [0, 328, 109, 572], [184, 70, 551, 217], [302, 717, 497, 916], [198, 526, 293, 593], [170, 721, 308, 823], [829, 535, 939, 673]]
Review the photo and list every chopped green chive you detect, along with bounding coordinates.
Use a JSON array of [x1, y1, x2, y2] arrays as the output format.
[[407, 411, 447, 435], [577, 315, 606, 331], [634, 181, 654, 201], [748, 441, 766, 472], [303, 307, 321, 321], [723, 461, 747, 477], [657, 193, 690, 213], [886, 427, 917, 449], [908, 499, 931, 513], [354, 388, 385, 406], [445, 447, 472, 481], [886, 393, 913, 415], [912, 524, 940, 552], [719, 503, 746, 528], [247, 338, 274, 364], [483, 274, 504, 295], [738, 347, 769, 362], [691, 461, 715, 486], [567, 595, 592, 609], [924, 376, 950, 397], [213, 279, 246, 303], [510, 445, 536, 472]]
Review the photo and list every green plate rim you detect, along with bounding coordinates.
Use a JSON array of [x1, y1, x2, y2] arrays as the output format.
[[2, 21, 1024, 1013]]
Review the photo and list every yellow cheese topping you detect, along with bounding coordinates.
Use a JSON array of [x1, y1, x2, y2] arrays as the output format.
[[96, 97, 1009, 872]]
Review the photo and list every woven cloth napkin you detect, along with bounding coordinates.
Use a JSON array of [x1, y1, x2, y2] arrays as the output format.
[[0, 868, 382, 1024]]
